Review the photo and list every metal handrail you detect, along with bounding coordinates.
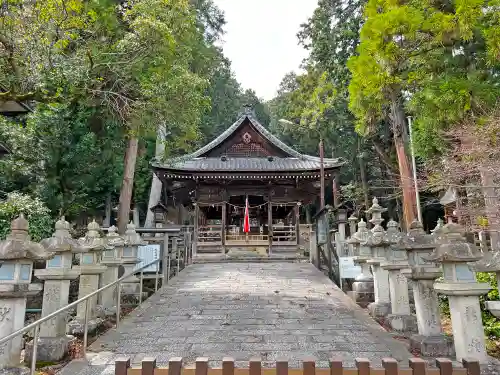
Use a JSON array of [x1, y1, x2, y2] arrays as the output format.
[[0, 246, 187, 375]]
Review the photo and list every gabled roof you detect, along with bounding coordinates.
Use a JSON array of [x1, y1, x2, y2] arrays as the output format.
[[152, 110, 345, 175]]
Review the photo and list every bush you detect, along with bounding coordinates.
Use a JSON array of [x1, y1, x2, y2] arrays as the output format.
[[0, 192, 54, 242]]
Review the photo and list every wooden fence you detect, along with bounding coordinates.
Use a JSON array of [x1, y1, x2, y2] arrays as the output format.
[[114, 357, 480, 375]]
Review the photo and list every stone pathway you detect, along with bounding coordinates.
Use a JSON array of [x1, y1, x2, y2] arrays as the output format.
[[58, 262, 412, 374]]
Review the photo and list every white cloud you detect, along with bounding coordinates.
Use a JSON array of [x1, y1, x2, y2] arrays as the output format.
[[213, 0, 318, 101]]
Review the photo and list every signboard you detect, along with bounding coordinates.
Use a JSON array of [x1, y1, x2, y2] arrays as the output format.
[[134, 244, 160, 273], [339, 256, 362, 279]]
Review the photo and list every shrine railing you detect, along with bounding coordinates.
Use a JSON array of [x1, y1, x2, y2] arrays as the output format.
[[272, 224, 297, 244], [197, 225, 222, 246]]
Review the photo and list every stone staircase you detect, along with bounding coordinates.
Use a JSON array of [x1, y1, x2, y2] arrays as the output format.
[[192, 245, 308, 263]]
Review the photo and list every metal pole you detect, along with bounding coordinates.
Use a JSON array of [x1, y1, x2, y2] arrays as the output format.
[[407, 116, 423, 223], [319, 138, 325, 209], [116, 282, 121, 328], [83, 299, 90, 358], [139, 271, 144, 304], [30, 325, 39, 375]]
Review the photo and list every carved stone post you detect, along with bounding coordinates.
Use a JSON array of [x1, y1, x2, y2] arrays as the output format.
[[99, 226, 126, 315], [425, 222, 491, 363], [400, 220, 454, 356], [67, 220, 108, 335], [470, 244, 500, 318], [0, 215, 52, 373], [121, 222, 146, 298], [365, 198, 391, 318], [349, 220, 374, 307], [380, 219, 417, 332], [28, 217, 82, 361]]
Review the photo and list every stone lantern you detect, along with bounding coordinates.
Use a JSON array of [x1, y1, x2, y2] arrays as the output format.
[[348, 214, 358, 238], [67, 220, 109, 334], [28, 217, 83, 362], [121, 222, 146, 297], [470, 245, 500, 318], [365, 198, 391, 318], [399, 220, 454, 356], [381, 219, 417, 332], [99, 225, 126, 315], [151, 202, 168, 226], [0, 215, 53, 372], [349, 219, 374, 307], [425, 222, 491, 363]]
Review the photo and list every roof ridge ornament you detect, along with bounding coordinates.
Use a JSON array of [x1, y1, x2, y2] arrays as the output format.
[[239, 104, 256, 118]]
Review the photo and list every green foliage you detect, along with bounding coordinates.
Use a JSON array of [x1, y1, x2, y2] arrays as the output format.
[[0, 192, 53, 241]]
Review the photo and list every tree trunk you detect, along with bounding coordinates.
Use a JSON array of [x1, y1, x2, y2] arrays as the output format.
[[117, 136, 139, 234], [390, 94, 417, 228], [103, 193, 112, 227], [357, 138, 370, 212], [144, 124, 167, 229]]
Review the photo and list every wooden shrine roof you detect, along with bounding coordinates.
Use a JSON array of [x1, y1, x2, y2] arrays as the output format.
[[152, 109, 344, 177]]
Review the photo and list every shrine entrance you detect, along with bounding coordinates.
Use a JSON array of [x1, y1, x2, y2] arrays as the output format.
[[196, 195, 299, 251], [152, 107, 344, 259]]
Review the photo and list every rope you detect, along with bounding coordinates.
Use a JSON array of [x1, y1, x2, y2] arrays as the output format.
[[197, 201, 301, 209]]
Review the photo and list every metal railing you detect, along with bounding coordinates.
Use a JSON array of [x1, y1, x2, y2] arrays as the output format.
[[0, 247, 184, 375]]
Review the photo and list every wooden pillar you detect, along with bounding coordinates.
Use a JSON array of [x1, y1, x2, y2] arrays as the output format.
[[221, 203, 226, 254], [268, 200, 273, 255], [193, 203, 199, 257], [295, 203, 300, 245]]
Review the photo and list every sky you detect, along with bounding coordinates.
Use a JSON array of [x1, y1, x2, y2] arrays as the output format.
[[212, 0, 319, 101]]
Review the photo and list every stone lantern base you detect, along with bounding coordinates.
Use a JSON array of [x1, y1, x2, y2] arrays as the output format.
[[349, 280, 374, 307], [486, 301, 500, 318], [368, 301, 391, 317], [25, 335, 76, 362], [66, 317, 103, 335], [385, 313, 417, 333], [410, 334, 455, 357], [0, 367, 29, 375]]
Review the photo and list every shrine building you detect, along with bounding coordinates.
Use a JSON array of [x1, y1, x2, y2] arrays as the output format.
[[152, 107, 344, 258]]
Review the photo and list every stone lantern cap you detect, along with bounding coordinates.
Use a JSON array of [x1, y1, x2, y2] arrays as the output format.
[[386, 219, 402, 244], [123, 222, 146, 246], [424, 222, 483, 263], [348, 214, 358, 223], [77, 219, 113, 251], [40, 216, 86, 253], [471, 249, 500, 272], [401, 221, 436, 250], [0, 214, 54, 260], [106, 225, 125, 247], [365, 224, 390, 247]]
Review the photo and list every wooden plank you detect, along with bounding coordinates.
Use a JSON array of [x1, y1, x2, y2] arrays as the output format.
[[303, 359, 316, 375], [141, 357, 156, 375], [461, 359, 480, 375], [249, 357, 262, 375], [355, 359, 371, 375], [115, 357, 130, 375], [196, 358, 209, 375], [409, 358, 427, 375], [223, 357, 235, 375]]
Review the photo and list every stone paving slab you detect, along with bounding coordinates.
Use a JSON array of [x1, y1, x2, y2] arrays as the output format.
[[58, 263, 412, 374]]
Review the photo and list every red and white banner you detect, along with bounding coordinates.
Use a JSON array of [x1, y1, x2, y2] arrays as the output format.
[[243, 196, 250, 233]]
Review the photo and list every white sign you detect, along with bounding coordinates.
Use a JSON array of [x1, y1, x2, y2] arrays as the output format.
[[339, 256, 362, 279], [135, 244, 160, 273]]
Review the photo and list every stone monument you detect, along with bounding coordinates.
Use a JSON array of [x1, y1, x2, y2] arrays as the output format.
[[67, 220, 109, 334], [121, 222, 146, 297], [365, 198, 392, 318], [425, 222, 491, 362], [381, 219, 417, 332], [27, 217, 82, 362], [400, 220, 454, 356], [349, 219, 374, 307], [0, 215, 53, 374], [471, 242, 500, 318], [99, 226, 126, 316]]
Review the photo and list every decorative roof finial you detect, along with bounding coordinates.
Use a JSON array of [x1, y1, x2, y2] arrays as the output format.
[[239, 104, 256, 118]]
